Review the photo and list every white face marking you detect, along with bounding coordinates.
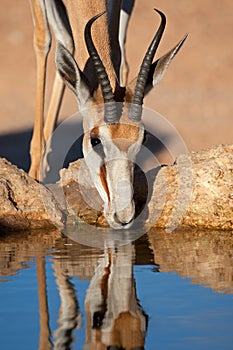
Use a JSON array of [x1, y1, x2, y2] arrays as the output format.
[[82, 116, 145, 229]]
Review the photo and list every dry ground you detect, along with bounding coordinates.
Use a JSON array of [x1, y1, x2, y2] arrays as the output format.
[[0, 0, 232, 170]]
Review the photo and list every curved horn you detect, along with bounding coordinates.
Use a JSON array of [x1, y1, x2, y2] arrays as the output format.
[[85, 12, 118, 124], [130, 9, 166, 122]]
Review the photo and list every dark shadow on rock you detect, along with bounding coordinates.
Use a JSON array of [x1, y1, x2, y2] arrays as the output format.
[[132, 164, 162, 230]]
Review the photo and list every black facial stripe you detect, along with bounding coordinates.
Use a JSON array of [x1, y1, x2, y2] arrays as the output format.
[[142, 130, 148, 144], [90, 136, 105, 159]]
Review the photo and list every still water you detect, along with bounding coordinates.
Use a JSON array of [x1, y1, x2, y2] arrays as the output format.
[[0, 228, 232, 350]]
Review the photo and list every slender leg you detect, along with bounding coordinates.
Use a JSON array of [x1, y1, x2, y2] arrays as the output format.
[[108, 0, 135, 87], [43, 0, 74, 145], [41, 72, 65, 176], [29, 0, 52, 180], [118, 0, 135, 86], [41, 0, 74, 178], [44, 73, 65, 143]]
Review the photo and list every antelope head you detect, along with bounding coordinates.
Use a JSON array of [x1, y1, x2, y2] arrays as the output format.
[[56, 9, 187, 229]]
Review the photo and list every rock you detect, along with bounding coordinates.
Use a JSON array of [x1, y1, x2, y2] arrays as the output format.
[[0, 158, 64, 231], [149, 144, 233, 230], [59, 160, 106, 226]]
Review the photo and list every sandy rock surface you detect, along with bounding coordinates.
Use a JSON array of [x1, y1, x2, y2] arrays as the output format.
[[0, 158, 64, 230]]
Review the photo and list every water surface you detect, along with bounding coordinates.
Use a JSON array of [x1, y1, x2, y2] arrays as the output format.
[[0, 228, 232, 349]]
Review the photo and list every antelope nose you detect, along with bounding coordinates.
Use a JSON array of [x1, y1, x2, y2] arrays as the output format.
[[114, 179, 135, 226], [116, 180, 134, 210], [114, 213, 134, 227]]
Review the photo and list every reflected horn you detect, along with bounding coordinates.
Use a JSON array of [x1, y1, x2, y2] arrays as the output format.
[[85, 12, 118, 124], [130, 9, 166, 122]]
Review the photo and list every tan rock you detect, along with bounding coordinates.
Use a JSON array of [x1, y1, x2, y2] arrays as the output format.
[[0, 158, 64, 230]]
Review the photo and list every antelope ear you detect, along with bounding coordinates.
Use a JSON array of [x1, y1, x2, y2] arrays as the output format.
[[55, 42, 91, 106], [145, 34, 188, 95], [127, 34, 188, 96]]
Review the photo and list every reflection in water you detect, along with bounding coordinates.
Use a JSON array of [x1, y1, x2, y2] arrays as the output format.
[[148, 228, 233, 293], [0, 228, 232, 349], [50, 243, 147, 349], [36, 253, 81, 350], [36, 254, 52, 350], [53, 259, 81, 349], [85, 244, 147, 349]]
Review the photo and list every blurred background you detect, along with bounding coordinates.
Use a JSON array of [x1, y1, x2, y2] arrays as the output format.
[[0, 0, 232, 171]]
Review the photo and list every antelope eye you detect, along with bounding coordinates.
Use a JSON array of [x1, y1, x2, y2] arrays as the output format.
[[91, 136, 101, 147]]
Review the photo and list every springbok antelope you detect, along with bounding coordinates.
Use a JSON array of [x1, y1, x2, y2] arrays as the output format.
[[29, 0, 187, 229]]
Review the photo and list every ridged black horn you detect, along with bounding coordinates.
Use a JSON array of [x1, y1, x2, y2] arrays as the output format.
[[85, 12, 118, 124], [129, 9, 166, 122]]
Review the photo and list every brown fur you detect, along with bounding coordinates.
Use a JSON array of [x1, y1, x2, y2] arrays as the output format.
[[90, 126, 100, 138], [99, 165, 110, 201], [108, 123, 140, 141], [108, 123, 140, 152], [64, 0, 116, 86]]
